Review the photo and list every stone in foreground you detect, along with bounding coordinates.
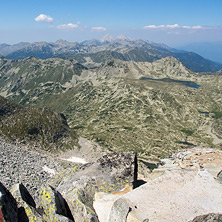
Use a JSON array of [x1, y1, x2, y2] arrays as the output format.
[[190, 213, 222, 222], [50, 152, 137, 222], [0, 182, 18, 222], [10, 183, 42, 222]]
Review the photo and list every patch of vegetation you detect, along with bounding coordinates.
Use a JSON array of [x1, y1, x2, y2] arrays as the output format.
[[181, 129, 195, 136]]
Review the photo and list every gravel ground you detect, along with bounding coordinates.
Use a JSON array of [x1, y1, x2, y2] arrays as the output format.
[[0, 138, 74, 201]]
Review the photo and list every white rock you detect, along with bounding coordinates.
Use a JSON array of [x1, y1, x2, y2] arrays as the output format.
[[124, 170, 222, 222]]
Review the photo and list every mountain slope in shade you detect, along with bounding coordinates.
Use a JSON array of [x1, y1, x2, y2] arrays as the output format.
[[0, 96, 78, 152]]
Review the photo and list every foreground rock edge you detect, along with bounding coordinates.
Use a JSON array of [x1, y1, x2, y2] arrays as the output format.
[[0, 152, 137, 221]]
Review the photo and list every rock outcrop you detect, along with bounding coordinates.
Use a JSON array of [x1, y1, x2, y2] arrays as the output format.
[[0, 182, 18, 222], [190, 213, 222, 222], [108, 197, 130, 222], [38, 185, 74, 221], [93, 147, 222, 222], [10, 183, 42, 222], [156, 147, 222, 179], [0, 152, 137, 221], [48, 152, 137, 221]]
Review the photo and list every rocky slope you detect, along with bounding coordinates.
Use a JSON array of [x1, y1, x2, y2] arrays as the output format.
[[0, 95, 78, 152], [0, 139, 74, 199], [0, 145, 221, 222], [0, 56, 221, 160], [0, 150, 137, 222]]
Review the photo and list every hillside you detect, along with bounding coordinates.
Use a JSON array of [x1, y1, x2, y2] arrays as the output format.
[[0, 95, 78, 152], [0, 56, 221, 160]]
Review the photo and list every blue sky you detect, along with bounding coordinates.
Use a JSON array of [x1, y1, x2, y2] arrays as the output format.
[[1, 0, 222, 46]]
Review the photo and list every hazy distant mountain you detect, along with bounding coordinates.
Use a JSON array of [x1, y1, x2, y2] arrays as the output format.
[[179, 42, 222, 64], [0, 42, 30, 56], [59, 37, 222, 72], [2, 35, 222, 72], [100, 34, 132, 42], [5, 41, 83, 60]]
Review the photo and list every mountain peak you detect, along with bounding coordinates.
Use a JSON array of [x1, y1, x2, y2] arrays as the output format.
[[116, 34, 131, 41], [100, 34, 115, 42], [100, 34, 131, 43], [55, 39, 69, 43]]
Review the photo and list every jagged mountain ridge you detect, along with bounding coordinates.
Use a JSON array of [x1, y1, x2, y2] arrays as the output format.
[[0, 55, 221, 159], [1, 36, 221, 72]]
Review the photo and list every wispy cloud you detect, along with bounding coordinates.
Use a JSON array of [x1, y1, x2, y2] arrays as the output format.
[[144, 24, 214, 30], [35, 14, 54, 23], [91, 27, 107, 31], [56, 23, 79, 30]]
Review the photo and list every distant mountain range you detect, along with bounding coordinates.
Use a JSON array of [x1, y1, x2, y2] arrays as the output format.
[[0, 35, 221, 72]]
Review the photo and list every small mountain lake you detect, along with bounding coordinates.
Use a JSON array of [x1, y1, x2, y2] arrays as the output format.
[[140, 77, 200, 89]]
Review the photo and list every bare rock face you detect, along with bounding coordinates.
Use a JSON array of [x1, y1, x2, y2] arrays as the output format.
[[49, 152, 137, 222], [38, 185, 74, 221], [190, 213, 222, 222], [108, 197, 130, 222], [124, 170, 222, 222], [10, 183, 42, 222], [217, 170, 222, 184], [0, 182, 18, 222]]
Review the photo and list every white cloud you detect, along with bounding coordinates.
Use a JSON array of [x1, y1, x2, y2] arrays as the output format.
[[56, 23, 78, 29], [192, 26, 203, 29], [35, 14, 54, 23], [91, 27, 107, 31], [143, 25, 158, 29], [166, 24, 180, 28], [144, 24, 212, 30], [182, 26, 191, 29]]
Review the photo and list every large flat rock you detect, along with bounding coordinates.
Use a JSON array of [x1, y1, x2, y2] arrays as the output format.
[[124, 170, 222, 222]]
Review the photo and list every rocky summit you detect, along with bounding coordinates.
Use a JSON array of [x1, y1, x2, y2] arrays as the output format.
[[0, 144, 222, 222], [0, 151, 137, 222]]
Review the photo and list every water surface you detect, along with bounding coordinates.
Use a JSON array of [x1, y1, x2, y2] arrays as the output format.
[[140, 77, 200, 89]]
